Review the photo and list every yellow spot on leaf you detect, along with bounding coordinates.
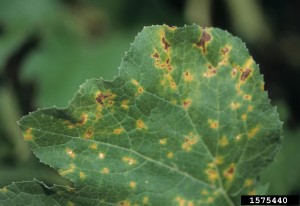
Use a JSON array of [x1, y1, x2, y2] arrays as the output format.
[[89, 143, 97, 150], [175, 196, 188, 206], [243, 95, 252, 100], [78, 113, 88, 125], [114, 128, 124, 134], [138, 87, 144, 94], [121, 100, 129, 110], [142, 196, 149, 204], [230, 102, 241, 110], [67, 201, 75, 206], [182, 133, 199, 152], [0, 187, 8, 193], [201, 189, 209, 195], [84, 130, 93, 139], [183, 99, 192, 109], [203, 65, 217, 78], [244, 178, 254, 187], [260, 82, 265, 91], [167, 152, 174, 158], [66, 148, 75, 158], [244, 57, 254, 69], [223, 163, 236, 181], [215, 155, 224, 165], [136, 119, 147, 130], [207, 197, 214, 203], [183, 71, 193, 82], [119, 200, 131, 206], [129, 181, 136, 189], [170, 80, 177, 90], [99, 152, 105, 159], [131, 79, 139, 86], [241, 114, 247, 121], [60, 164, 76, 176], [208, 119, 218, 129], [122, 156, 137, 165], [206, 169, 218, 183], [159, 138, 167, 145], [101, 167, 110, 174], [248, 189, 256, 195], [24, 128, 33, 141], [235, 134, 242, 141], [219, 136, 229, 147], [79, 171, 86, 180], [248, 105, 254, 112], [170, 98, 177, 105], [248, 125, 260, 138]]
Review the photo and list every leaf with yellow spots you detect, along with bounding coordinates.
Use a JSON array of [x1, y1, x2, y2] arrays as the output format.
[[2, 25, 282, 205]]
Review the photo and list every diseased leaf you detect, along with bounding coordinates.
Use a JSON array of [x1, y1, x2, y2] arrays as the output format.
[[1, 25, 282, 205]]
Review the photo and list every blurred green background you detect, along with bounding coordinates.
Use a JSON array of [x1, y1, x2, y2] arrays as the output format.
[[0, 0, 300, 197]]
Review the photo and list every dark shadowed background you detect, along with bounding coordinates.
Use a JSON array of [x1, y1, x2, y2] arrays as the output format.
[[0, 0, 299, 196]]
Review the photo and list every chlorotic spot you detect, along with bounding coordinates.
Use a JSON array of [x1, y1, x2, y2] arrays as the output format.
[[208, 119, 218, 129], [122, 156, 137, 165], [24, 128, 33, 141], [232, 68, 237, 77], [119, 200, 131, 206], [89, 143, 97, 150], [114, 128, 124, 135], [131, 79, 139, 86], [78, 113, 88, 125], [182, 134, 199, 152], [159, 138, 167, 145], [60, 164, 76, 176], [248, 189, 256, 195], [0, 187, 8, 193], [207, 197, 214, 203], [221, 46, 231, 56], [129, 181, 136, 189], [121, 99, 129, 110], [235, 134, 242, 141], [67, 201, 75, 206], [79, 171, 86, 180], [248, 125, 260, 138], [183, 71, 193, 82], [215, 155, 224, 165], [66, 148, 76, 158], [230, 102, 241, 110], [223, 163, 236, 181], [243, 95, 252, 100], [205, 169, 218, 183], [244, 178, 254, 187], [183, 99, 192, 109], [219, 136, 229, 147], [101, 167, 110, 174], [203, 65, 217, 78], [84, 130, 93, 139], [167, 152, 174, 158], [99, 152, 105, 159], [170, 80, 177, 90], [142, 196, 149, 204], [241, 114, 247, 121], [136, 119, 147, 130], [201, 189, 209, 195], [248, 105, 254, 111], [260, 82, 265, 91]]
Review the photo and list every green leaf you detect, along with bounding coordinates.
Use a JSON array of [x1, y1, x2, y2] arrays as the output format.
[[3, 25, 282, 205]]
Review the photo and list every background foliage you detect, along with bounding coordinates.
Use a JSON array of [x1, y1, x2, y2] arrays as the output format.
[[0, 0, 299, 197]]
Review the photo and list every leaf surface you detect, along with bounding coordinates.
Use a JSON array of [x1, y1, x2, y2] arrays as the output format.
[[1, 25, 282, 206]]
